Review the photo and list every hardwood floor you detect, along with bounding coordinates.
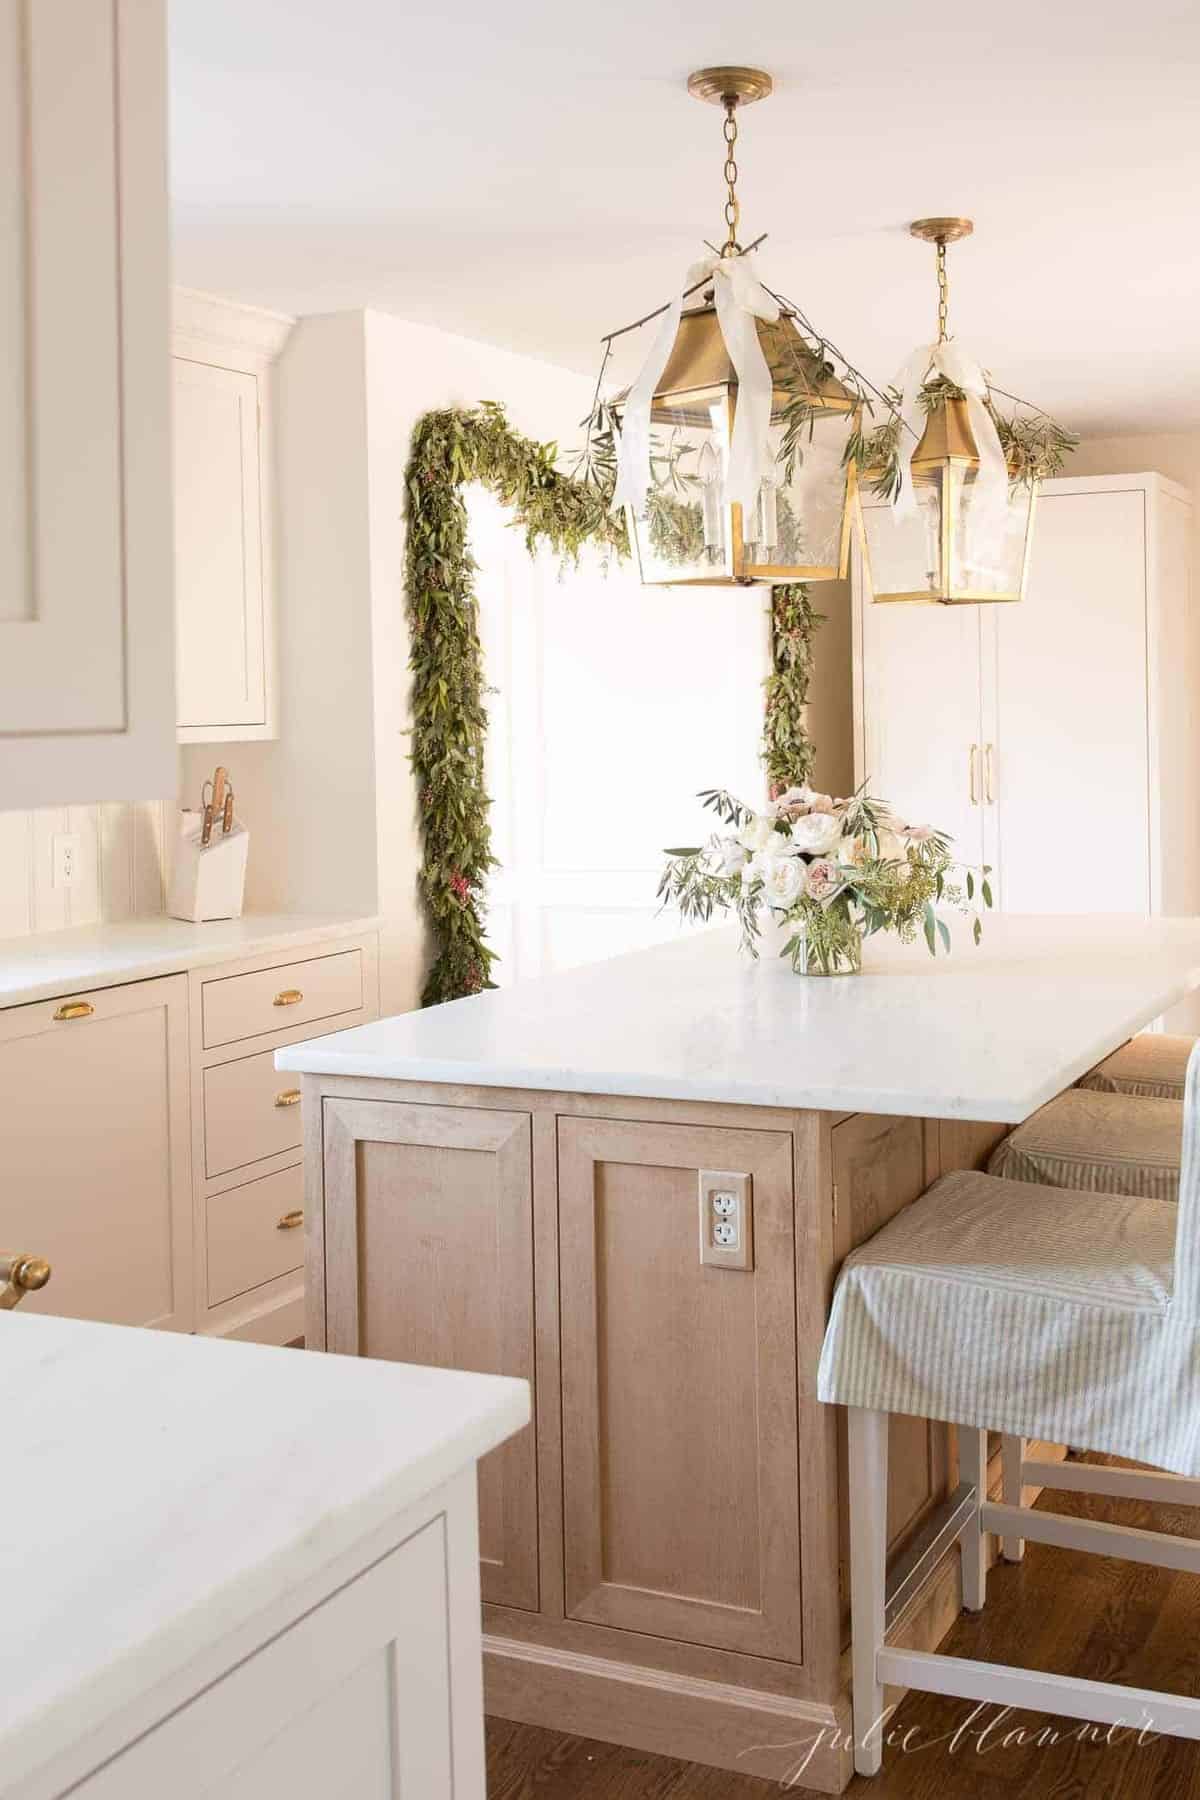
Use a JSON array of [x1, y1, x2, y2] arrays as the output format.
[[486, 1467, 1200, 1798]]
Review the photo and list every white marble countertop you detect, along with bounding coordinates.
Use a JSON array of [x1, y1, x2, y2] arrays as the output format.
[[278, 915, 1200, 1123], [0, 910, 380, 1008], [0, 1312, 528, 1794]]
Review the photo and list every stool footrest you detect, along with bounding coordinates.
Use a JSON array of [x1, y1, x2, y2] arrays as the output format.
[[980, 1500, 1200, 1574], [877, 1648, 1200, 1738], [1022, 1457, 1200, 1508]]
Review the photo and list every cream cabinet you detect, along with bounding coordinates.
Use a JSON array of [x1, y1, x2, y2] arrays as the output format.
[[855, 472, 1198, 923], [1, 0, 176, 808], [0, 976, 192, 1330], [172, 290, 294, 743]]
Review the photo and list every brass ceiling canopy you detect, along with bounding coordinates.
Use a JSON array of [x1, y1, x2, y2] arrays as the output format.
[[686, 66, 774, 107], [910, 217, 974, 245]]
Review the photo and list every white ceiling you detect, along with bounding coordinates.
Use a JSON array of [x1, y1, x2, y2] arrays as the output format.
[[169, 0, 1200, 436]]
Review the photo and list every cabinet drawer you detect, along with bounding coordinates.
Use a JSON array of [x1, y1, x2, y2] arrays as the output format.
[[201, 950, 363, 1048], [206, 1164, 304, 1307], [205, 1049, 304, 1177]]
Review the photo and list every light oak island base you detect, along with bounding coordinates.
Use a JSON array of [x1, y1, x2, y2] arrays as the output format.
[[303, 1074, 1014, 1794]]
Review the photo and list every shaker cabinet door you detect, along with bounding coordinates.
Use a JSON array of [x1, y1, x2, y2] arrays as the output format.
[[0, 0, 175, 806], [173, 357, 268, 737], [0, 975, 192, 1330], [557, 1116, 802, 1661], [322, 1098, 539, 1610]]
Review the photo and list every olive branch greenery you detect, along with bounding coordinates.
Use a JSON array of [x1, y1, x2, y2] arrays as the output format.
[[405, 400, 822, 1006], [849, 373, 1078, 503]]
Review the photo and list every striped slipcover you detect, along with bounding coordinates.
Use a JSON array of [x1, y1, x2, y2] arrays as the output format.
[[817, 1045, 1200, 1475], [987, 1087, 1182, 1202], [1079, 1033, 1196, 1101]]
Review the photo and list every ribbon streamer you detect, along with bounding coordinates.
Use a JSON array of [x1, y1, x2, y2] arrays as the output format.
[[612, 253, 780, 519], [891, 341, 1010, 553]]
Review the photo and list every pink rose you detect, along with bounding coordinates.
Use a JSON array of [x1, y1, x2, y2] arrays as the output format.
[[805, 858, 843, 903]]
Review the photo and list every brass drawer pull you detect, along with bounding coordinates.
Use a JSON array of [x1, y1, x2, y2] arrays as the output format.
[[273, 988, 304, 1007], [274, 1089, 302, 1108], [276, 1210, 304, 1231], [53, 1001, 94, 1022]]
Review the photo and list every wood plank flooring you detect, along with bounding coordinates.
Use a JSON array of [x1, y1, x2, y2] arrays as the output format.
[[486, 1467, 1200, 1798]]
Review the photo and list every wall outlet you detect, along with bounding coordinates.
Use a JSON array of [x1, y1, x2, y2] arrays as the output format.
[[698, 1170, 753, 1271], [52, 832, 81, 890]]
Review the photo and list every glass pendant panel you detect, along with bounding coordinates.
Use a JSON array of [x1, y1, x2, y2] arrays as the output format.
[[948, 464, 1036, 602], [742, 409, 857, 578], [859, 469, 946, 603], [632, 387, 734, 585]]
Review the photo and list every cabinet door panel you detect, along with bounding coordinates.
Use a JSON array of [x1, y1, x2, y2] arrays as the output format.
[[0, 976, 192, 1329], [558, 1117, 801, 1660], [323, 1099, 538, 1610], [1, 0, 175, 805], [986, 488, 1149, 911], [856, 534, 985, 866], [173, 358, 266, 730]]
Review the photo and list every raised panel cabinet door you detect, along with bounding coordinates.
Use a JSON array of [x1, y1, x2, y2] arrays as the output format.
[[0, 976, 192, 1330], [323, 1098, 538, 1610], [173, 358, 267, 733], [557, 1116, 802, 1660], [854, 534, 986, 869], [984, 486, 1149, 912], [0, 0, 175, 806]]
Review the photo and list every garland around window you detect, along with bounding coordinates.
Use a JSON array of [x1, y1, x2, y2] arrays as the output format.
[[405, 401, 821, 1006]]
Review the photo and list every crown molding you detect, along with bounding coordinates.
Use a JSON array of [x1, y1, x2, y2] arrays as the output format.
[[172, 287, 295, 372]]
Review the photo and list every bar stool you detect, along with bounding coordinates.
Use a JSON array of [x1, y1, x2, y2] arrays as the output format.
[[1078, 1032, 1195, 1100], [988, 1086, 1181, 1201], [818, 1050, 1200, 1777]]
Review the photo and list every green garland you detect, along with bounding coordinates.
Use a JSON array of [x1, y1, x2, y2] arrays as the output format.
[[405, 400, 820, 1005]]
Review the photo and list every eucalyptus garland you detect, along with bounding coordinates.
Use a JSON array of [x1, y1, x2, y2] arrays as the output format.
[[405, 400, 820, 1005]]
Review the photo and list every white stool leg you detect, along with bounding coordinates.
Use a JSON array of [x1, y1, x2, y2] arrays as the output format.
[[848, 1407, 889, 1777], [1000, 1435, 1026, 1562], [957, 1426, 989, 1611]]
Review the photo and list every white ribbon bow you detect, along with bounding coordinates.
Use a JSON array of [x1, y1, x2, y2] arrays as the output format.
[[612, 253, 780, 518], [891, 340, 1010, 550]]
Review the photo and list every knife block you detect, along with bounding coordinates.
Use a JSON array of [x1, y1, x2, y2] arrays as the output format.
[[168, 810, 250, 923]]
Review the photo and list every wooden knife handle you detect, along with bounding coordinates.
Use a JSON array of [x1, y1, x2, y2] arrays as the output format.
[[211, 765, 228, 816]]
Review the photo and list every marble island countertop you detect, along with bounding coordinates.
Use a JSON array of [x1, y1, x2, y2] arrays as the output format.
[[0, 910, 380, 1009], [0, 1312, 528, 1794], [278, 915, 1200, 1123]]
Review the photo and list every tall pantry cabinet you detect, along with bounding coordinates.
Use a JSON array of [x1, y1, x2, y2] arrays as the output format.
[[854, 474, 1198, 998]]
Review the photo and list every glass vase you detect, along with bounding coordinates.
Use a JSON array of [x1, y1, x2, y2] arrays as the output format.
[[792, 920, 863, 976]]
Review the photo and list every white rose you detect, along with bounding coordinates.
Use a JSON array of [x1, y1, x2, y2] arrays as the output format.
[[790, 811, 841, 856], [737, 813, 777, 854], [715, 836, 747, 876], [758, 851, 808, 911]]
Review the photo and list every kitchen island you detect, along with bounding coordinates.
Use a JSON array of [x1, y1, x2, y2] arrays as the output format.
[[279, 915, 1200, 1793]]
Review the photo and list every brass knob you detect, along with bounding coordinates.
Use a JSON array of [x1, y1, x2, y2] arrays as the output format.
[[273, 1089, 302, 1108], [276, 1210, 303, 1231], [273, 989, 304, 1007], [53, 1001, 94, 1021], [0, 1251, 52, 1311]]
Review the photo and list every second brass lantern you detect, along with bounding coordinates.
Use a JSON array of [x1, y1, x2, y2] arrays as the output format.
[[612, 303, 860, 587]]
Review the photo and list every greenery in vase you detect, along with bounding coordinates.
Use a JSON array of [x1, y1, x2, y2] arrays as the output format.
[[659, 786, 993, 975]]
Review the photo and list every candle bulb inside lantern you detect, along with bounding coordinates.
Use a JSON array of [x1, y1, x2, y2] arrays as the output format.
[[698, 440, 724, 562], [756, 475, 779, 557]]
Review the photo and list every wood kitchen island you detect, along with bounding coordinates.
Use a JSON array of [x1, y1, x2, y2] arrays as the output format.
[[279, 916, 1200, 1793]]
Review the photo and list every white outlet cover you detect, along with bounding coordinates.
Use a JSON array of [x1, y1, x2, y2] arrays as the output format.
[[698, 1169, 753, 1271], [51, 832, 81, 890]]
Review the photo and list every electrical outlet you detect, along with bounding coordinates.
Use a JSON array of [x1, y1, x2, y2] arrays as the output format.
[[698, 1170, 753, 1271], [52, 832, 81, 890]]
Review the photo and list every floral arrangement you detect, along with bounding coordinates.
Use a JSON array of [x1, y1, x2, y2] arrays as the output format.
[[659, 786, 992, 975]]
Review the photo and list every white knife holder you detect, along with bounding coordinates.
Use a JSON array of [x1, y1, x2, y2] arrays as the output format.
[[168, 810, 249, 923]]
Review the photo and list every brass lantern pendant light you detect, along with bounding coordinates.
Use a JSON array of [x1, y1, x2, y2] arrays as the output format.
[[858, 218, 1040, 607], [601, 67, 864, 589]]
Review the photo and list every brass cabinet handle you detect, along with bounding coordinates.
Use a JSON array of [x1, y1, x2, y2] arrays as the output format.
[[273, 989, 304, 1007], [276, 1210, 304, 1231], [984, 742, 995, 805], [968, 744, 979, 806], [0, 1251, 52, 1311], [274, 1089, 302, 1108], [53, 1001, 94, 1021]]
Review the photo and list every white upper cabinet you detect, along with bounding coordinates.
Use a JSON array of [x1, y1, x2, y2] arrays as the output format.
[[172, 291, 293, 743], [1, 0, 176, 808]]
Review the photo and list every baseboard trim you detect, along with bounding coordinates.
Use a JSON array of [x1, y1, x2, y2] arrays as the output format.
[[484, 1634, 853, 1793]]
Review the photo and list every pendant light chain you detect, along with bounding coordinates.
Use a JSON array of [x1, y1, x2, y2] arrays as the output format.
[[721, 97, 741, 255], [936, 238, 950, 342]]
